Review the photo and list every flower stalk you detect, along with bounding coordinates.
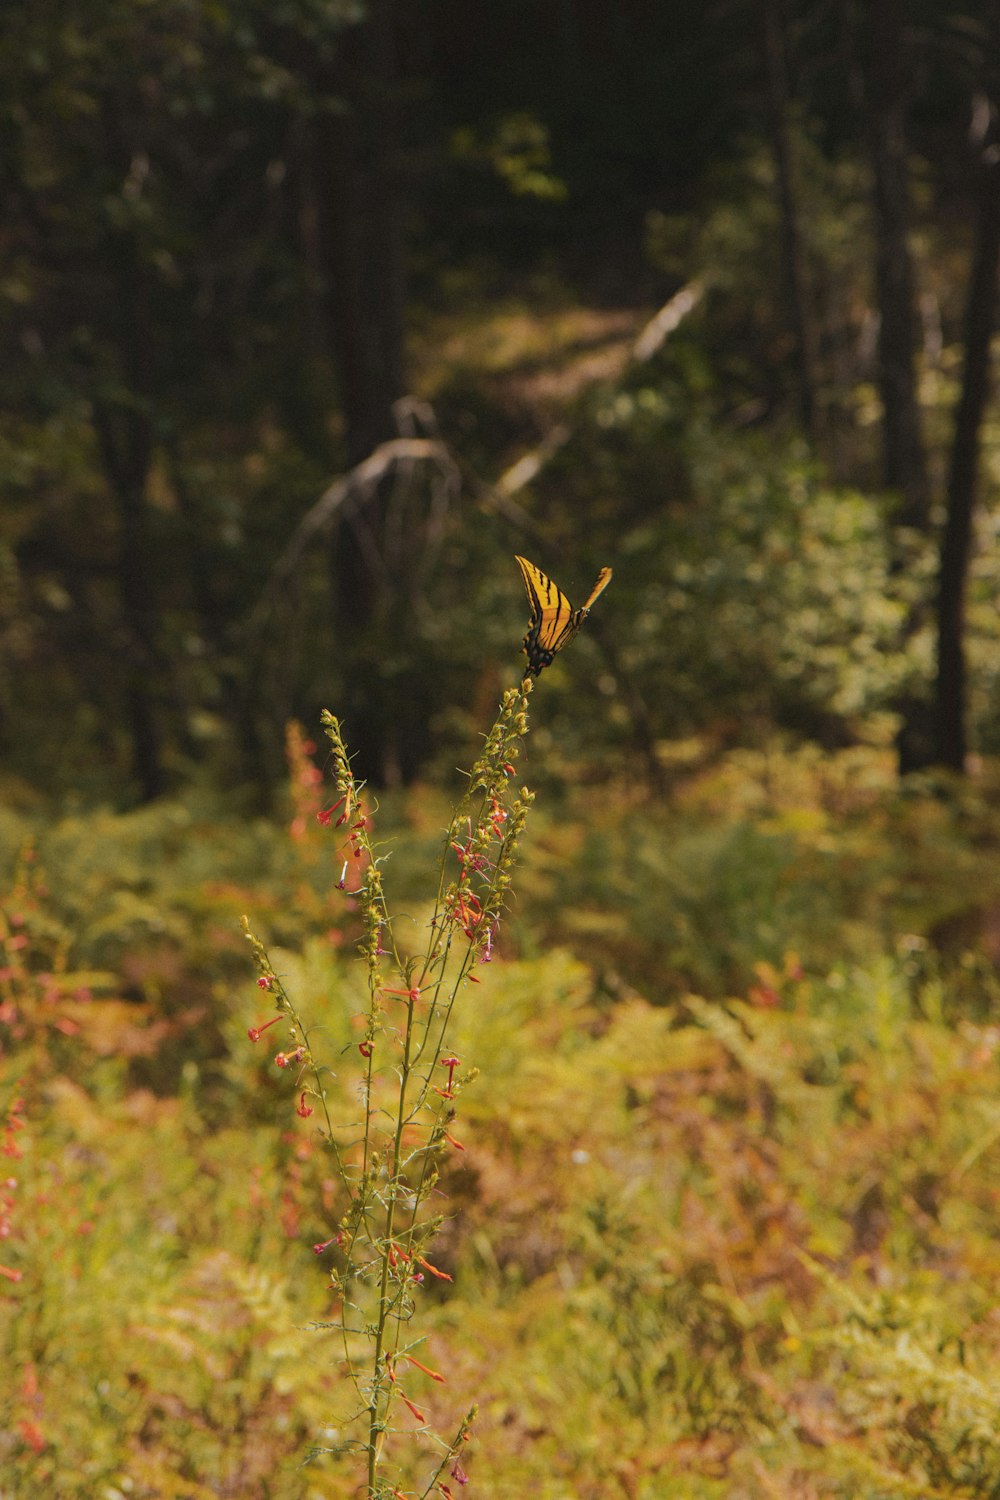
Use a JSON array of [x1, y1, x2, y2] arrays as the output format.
[[242, 681, 534, 1495]]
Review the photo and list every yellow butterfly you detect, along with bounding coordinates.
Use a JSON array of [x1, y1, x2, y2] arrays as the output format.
[[515, 555, 612, 677]]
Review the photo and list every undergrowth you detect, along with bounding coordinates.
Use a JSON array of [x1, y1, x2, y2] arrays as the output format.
[[3, 746, 1000, 1494]]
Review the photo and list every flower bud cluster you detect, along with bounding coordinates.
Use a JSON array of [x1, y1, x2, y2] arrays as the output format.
[[441, 682, 534, 961], [320, 711, 390, 986]]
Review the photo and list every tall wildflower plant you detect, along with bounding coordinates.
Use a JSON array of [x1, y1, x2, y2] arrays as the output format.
[[242, 680, 536, 1497]]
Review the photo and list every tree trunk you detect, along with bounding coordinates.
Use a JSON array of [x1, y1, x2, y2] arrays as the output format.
[[863, 0, 937, 773], [866, 0, 929, 532], [308, 0, 405, 468], [934, 42, 1000, 770], [760, 0, 823, 448], [93, 399, 164, 802], [302, 0, 408, 782]]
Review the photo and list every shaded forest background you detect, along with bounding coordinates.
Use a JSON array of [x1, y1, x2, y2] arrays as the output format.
[[5, 0, 1000, 803]]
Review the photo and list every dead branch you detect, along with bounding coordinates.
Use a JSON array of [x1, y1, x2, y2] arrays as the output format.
[[632, 279, 705, 363], [247, 436, 461, 635], [491, 279, 705, 501]]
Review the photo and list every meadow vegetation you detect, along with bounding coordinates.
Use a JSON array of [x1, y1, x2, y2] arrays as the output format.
[[5, 717, 1000, 1497]]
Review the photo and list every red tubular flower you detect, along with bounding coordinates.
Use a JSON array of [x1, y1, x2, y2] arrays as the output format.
[[296, 1093, 314, 1118], [359, 1040, 373, 1059], [247, 1015, 281, 1042], [449, 888, 483, 938], [416, 1255, 453, 1281], [398, 1393, 427, 1423], [488, 795, 507, 835], [403, 1353, 446, 1383], [17, 1419, 45, 1454], [383, 985, 421, 1006], [443, 1130, 466, 1152], [316, 796, 346, 827], [256, 975, 273, 990], [435, 1054, 462, 1098]]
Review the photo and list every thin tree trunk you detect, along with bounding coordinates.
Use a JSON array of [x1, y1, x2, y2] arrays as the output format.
[[93, 399, 164, 801], [760, 0, 823, 447], [302, 0, 408, 782], [309, 0, 404, 467], [934, 56, 1000, 770], [863, 0, 937, 773], [866, 0, 929, 531]]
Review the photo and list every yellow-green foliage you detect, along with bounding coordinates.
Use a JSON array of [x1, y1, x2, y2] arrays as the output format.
[[5, 751, 1000, 1495], [0, 1081, 343, 1498]]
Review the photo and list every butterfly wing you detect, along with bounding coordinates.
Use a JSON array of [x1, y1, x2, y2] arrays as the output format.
[[516, 555, 574, 674], [579, 566, 613, 613], [515, 555, 611, 676]]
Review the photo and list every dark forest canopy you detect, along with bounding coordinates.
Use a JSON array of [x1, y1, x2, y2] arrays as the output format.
[[3, 0, 1000, 801]]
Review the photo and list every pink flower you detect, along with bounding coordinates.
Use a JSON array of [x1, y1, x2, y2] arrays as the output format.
[[442, 1056, 460, 1085]]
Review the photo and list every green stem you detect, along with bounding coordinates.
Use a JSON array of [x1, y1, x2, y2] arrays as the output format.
[[367, 988, 420, 1492]]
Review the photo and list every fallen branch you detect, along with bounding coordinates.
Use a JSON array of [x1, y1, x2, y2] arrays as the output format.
[[632, 279, 705, 363], [493, 279, 705, 499], [247, 436, 461, 634]]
